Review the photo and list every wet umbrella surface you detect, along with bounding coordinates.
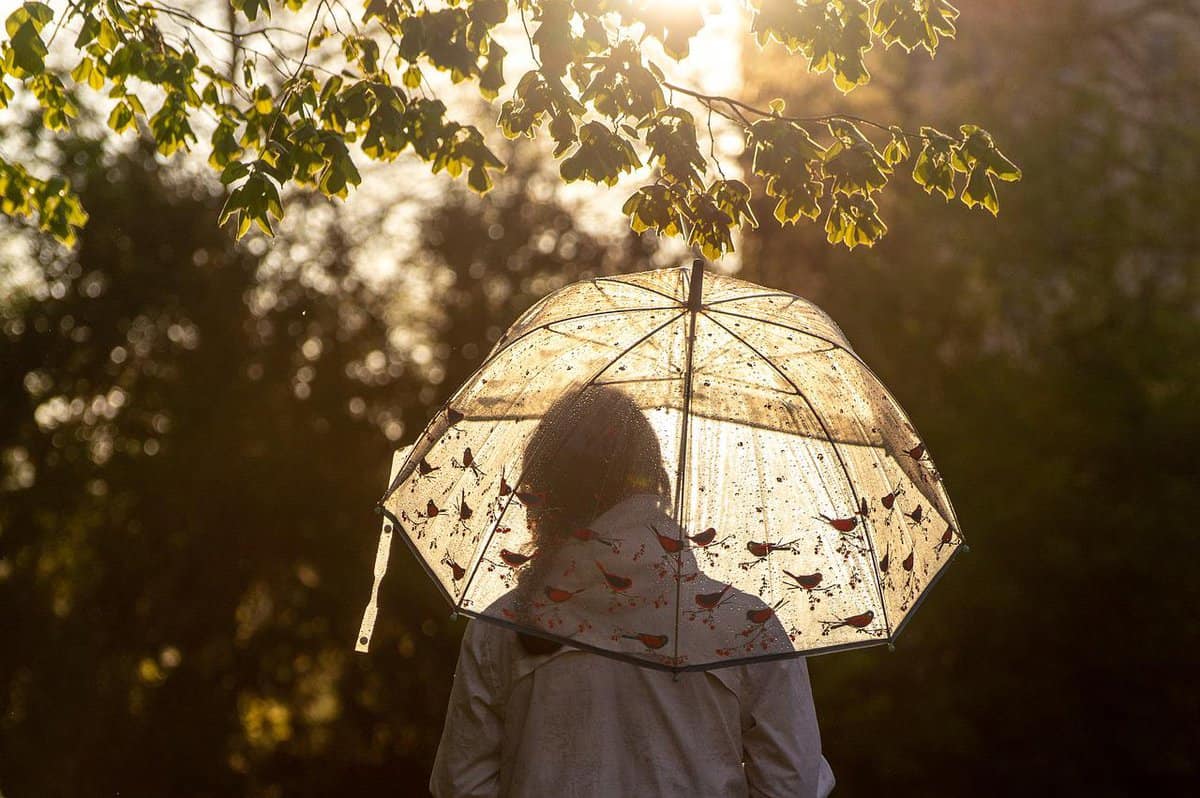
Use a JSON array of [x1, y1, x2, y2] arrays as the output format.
[[358, 262, 964, 671]]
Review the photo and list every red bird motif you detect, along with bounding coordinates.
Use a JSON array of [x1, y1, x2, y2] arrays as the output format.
[[904, 443, 925, 461], [651, 524, 684, 554], [453, 492, 473, 521], [446, 407, 465, 424], [499, 548, 535, 567], [746, 539, 798, 558], [544, 586, 585, 603], [423, 499, 440, 518], [596, 561, 633, 591], [816, 513, 858, 533], [904, 504, 924, 523], [823, 610, 875, 631], [902, 550, 915, 572], [881, 483, 903, 510], [689, 527, 718, 546], [623, 633, 669, 650], [571, 527, 598, 541], [935, 525, 957, 553], [746, 606, 776, 624], [441, 555, 466, 581], [694, 584, 732, 610], [783, 569, 824, 590], [417, 458, 438, 476], [569, 527, 620, 549]]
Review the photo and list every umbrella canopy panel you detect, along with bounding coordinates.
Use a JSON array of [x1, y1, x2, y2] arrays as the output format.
[[379, 265, 962, 670]]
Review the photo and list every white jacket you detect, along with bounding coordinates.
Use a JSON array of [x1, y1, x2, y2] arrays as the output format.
[[430, 618, 836, 797]]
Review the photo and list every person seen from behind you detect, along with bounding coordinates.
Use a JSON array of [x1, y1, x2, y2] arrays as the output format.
[[430, 386, 836, 797]]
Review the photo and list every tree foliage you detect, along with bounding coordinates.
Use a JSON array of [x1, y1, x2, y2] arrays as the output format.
[[0, 0, 1019, 255]]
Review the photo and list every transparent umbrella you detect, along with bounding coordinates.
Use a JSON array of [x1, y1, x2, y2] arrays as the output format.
[[356, 261, 965, 671]]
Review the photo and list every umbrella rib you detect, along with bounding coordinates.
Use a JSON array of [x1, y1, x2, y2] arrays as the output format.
[[703, 313, 892, 637], [702, 291, 802, 307], [668, 306, 701, 668], [591, 275, 686, 305], [457, 311, 688, 608]]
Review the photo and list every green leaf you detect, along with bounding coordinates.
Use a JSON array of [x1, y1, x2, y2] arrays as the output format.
[[107, 100, 134, 133], [912, 127, 958, 200], [710, 179, 758, 230], [960, 164, 999, 215], [873, 0, 959, 55], [232, 0, 272, 23], [824, 193, 887, 249], [824, 119, 891, 195], [7, 17, 49, 76], [560, 121, 640, 186], [622, 184, 685, 238], [23, 3, 53, 30], [643, 108, 705, 188], [882, 126, 911, 166], [74, 15, 99, 48], [220, 160, 251, 185], [69, 57, 93, 85], [97, 19, 120, 52]]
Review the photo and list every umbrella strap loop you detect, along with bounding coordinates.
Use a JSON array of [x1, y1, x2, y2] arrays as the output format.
[[356, 445, 412, 653], [355, 510, 394, 653]]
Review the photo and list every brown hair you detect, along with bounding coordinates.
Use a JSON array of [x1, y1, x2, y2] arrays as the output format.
[[514, 385, 671, 655]]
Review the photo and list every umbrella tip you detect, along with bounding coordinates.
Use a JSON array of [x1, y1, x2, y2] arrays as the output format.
[[887, 642, 897, 653], [961, 544, 972, 555]]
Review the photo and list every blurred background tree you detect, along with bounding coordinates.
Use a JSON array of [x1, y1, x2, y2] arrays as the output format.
[[2, 0, 1197, 796], [739, 0, 1200, 793]]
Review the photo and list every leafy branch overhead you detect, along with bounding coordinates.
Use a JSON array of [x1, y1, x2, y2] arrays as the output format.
[[0, 0, 1020, 254]]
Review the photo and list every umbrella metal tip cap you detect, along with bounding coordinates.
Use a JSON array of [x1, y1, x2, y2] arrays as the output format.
[[887, 642, 897, 653], [961, 544, 972, 555]]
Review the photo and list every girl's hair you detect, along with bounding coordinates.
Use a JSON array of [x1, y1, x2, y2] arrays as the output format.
[[514, 385, 671, 655]]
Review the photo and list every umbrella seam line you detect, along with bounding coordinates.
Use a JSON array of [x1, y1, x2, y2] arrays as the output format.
[[591, 274, 686, 304], [454, 605, 898, 673]]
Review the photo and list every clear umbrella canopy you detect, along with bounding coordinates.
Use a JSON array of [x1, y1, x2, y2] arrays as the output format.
[[360, 263, 964, 671]]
